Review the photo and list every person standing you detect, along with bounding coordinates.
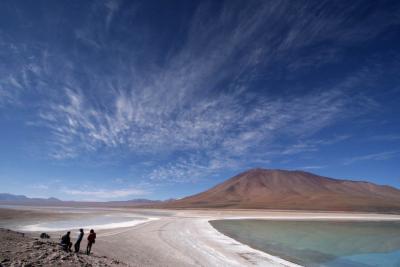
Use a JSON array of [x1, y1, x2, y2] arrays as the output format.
[[74, 228, 84, 253], [86, 229, 96, 255]]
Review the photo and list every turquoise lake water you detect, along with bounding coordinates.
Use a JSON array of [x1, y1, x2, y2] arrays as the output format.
[[210, 220, 400, 267]]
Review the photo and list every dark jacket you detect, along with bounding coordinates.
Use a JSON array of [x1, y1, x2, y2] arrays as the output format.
[[87, 232, 96, 244], [61, 234, 70, 245]]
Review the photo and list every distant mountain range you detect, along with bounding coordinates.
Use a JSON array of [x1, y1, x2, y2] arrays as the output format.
[[3, 169, 400, 212], [0, 193, 161, 207], [160, 169, 400, 212], [0, 193, 61, 203]]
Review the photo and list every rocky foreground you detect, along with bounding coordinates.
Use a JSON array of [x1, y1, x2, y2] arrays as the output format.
[[0, 228, 126, 267]]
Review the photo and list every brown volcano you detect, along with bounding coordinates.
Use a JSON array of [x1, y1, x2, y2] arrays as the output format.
[[163, 169, 400, 212]]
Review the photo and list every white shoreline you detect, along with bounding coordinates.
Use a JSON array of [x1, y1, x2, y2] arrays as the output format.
[[18, 217, 159, 232], [203, 218, 301, 267]]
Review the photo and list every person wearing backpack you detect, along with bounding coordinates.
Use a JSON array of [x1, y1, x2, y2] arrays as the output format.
[[86, 229, 96, 255]]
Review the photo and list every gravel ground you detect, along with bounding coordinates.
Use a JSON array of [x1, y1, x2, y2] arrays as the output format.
[[0, 228, 126, 267]]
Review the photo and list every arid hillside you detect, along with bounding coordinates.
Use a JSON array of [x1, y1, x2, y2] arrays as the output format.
[[162, 169, 400, 212]]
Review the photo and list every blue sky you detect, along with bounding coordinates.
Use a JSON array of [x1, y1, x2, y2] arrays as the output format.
[[0, 0, 400, 201]]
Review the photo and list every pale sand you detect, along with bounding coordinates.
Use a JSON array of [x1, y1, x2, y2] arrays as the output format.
[[3, 207, 400, 266], [92, 210, 400, 267]]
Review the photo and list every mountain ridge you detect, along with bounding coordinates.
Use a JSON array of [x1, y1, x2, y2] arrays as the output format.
[[0, 193, 160, 207], [3, 168, 400, 212], [0, 193, 62, 202], [161, 168, 400, 212]]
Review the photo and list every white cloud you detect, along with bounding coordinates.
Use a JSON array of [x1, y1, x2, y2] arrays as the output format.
[[104, 0, 121, 31], [1, 0, 398, 184], [299, 166, 327, 170], [63, 187, 148, 199], [39, 84, 364, 161], [146, 153, 241, 183], [113, 178, 125, 184], [0, 76, 23, 107], [279, 135, 351, 155], [369, 134, 400, 142], [30, 184, 49, 190], [344, 151, 399, 165]]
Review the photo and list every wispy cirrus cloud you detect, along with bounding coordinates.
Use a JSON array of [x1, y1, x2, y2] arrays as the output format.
[[279, 135, 351, 155], [30, 184, 50, 190], [299, 166, 327, 170], [344, 151, 400, 165], [40, 87, 358, 157], [62, 187, 149, 200], [1, 0, 399, 185], [21, 1, 388, 180], [369, 134, 400, 142], [146, 153, 242, 183]]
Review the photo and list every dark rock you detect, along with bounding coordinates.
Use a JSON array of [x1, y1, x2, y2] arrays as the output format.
[[40, 233, 50, 239]]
